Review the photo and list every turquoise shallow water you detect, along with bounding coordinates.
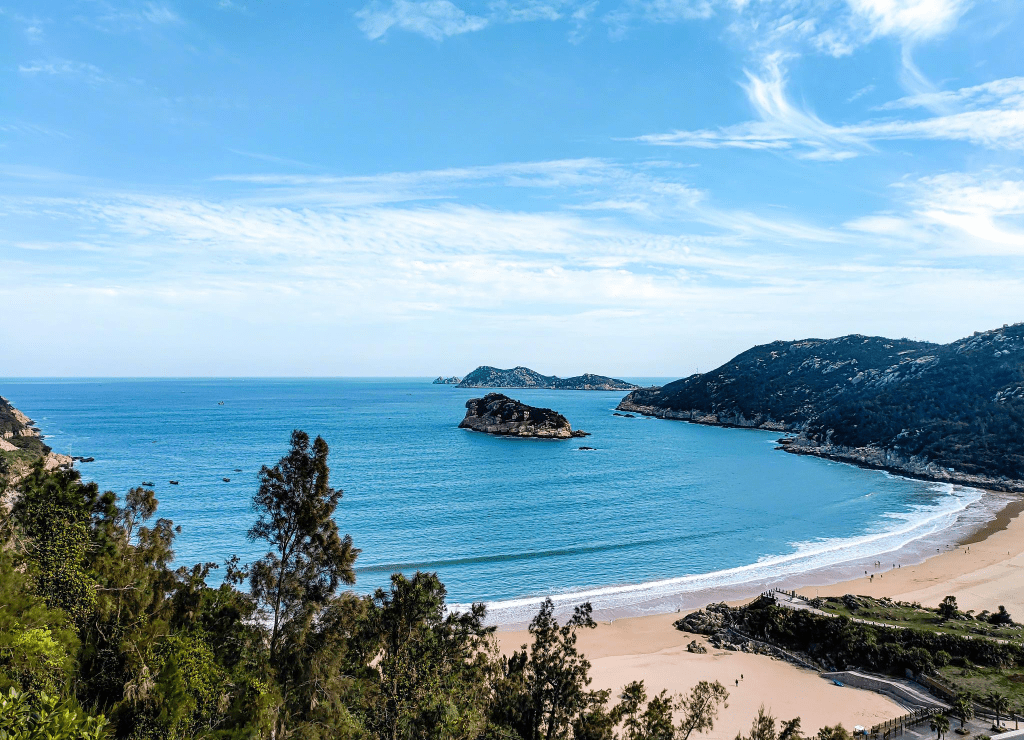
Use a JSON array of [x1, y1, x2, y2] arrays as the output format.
[[1, 378, 992, 623]]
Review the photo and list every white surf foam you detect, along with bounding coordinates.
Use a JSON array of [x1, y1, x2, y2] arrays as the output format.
[[463, 483, 1000, 627]]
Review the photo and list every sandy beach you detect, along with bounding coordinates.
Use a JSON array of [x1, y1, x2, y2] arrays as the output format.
[[495, 494, 1024, 738]]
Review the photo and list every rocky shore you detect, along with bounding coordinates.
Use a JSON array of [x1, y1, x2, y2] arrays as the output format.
[[1, 395, 73, 501], [615, 398, 790, 431], [779, 439, 1024, 493], [616, 398, 1024, 493], [459, 393, 590, 439]]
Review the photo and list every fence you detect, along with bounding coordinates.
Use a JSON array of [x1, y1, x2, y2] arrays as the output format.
[[870, 708, 935, 739]]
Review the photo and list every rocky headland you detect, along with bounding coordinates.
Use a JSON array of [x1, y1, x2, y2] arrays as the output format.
[[458, 366, 638, 391], [433, 376, 461, 384], [1, 395, 73, 500], [617, 322, 1024, 492], [459, 393, 590, 439]]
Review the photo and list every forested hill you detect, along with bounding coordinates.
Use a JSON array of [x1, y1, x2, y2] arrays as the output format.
[[618, 324, 1024, 489]]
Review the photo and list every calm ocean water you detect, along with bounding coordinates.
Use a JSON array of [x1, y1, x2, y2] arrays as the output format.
[[1, 378, 996, 624]]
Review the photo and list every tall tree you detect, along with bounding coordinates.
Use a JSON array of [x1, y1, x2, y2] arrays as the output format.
[[676, 681, 729, 740], [951, 695, 973, 729], [248, 430, 360, 663], [987, 693, 1010, 729]]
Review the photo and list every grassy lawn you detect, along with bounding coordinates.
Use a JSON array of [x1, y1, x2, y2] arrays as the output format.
[[811, 595, 1024, 642], [937, 665, 1024, 719]]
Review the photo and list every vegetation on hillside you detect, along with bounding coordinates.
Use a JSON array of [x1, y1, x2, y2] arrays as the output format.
[[619, 323, 1024, 481], [679, 597, 1024, 722]]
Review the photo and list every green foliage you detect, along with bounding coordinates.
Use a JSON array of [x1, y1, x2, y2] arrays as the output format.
[[929, 713, 949, 740], [951, 695, 974, 728], [1, 431, 850, 740], [939, 597, 959, 621], [0, 687, 109, 740], [0, 551, 78, 696], [357, 571, 493, 740], [729, 600, 1022, 675], [815, 725, 850, 740], [734, 706, 802, 740], [248, 430, 360, 663], [985, 692, 1010, 727], [626, 325, 1024, 481], [988, 606, 1013, 626], [676, 681, 730, 740]]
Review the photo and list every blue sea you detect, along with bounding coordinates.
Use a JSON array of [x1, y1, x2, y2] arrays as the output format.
[[1, 378, 1001, 625]]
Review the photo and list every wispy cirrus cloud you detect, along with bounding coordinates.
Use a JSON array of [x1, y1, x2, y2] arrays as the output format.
[[356, 0, 488, 40], [3, 159, 1022, 374], [634, 61, 1024, 159], [351, 0, 975, 64], [847, 171, 1024, 255], [18, 58, 113, 86], [847, 0, 971, 43]]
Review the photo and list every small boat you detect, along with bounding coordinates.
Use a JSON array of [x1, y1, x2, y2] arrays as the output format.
[[222, 477, 230, 482], [218, 401, 225, 405], [141, 481, 155, 487], [234, 468, 241, 472], [832, 680, 844, 687], [169, 480, 179, 485]]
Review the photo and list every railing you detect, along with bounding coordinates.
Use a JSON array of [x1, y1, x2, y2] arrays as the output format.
[[870, 708, 935, 739]]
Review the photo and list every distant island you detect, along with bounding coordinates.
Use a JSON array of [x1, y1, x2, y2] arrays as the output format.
[[617, 322, 1024, 492], [433, 376, 461, 384], [458, 366, 639, 391], [459, 393, 590, 438]]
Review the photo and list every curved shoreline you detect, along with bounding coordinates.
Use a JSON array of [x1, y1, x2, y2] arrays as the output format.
[[492, 491, 1024, 632], [496, 495, 1024, 738], [483, 482, 1017, 629]]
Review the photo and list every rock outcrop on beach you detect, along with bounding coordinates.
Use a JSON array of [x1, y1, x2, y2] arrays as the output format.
[[618, 322, 1024, 491], [433, 376, 461, 384], [459, 393, 590, 439], [458, 366, 638, 391]]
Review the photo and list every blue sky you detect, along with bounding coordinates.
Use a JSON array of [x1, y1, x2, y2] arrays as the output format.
[[1, 0, 1022, 376]]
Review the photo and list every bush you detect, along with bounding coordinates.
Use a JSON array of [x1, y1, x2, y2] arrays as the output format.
[[0, 686, 109, 740]]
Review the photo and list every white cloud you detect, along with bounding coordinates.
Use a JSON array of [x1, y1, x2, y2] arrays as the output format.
[[356, 0, 488, 40], [879, 77, 1024, 112], [846, 0, 971, 42], [846, 84, 876, 103], [4, 160, 1024, 375], [18, 59, 112, 86], [846, 171, 1024, 255], [634, 54, 868, 160], [636, 67, 1024, 158]]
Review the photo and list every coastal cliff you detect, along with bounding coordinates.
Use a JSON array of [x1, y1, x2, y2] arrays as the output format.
[[459, 393, 590, 439], [618, 323, 1024, 492], [458, 366, 638, 391], [1, 395, 73, 498]]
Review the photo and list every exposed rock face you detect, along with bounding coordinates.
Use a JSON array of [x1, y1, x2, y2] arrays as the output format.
[[674, 603, 731, 635], [433, 376, 461, 385], [779, 439, 1024, 493], [459, 366, 639, 391], [617, 322, 1024, 490], [459, 393, 590, 439]]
